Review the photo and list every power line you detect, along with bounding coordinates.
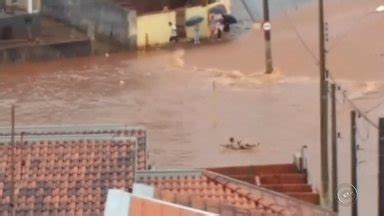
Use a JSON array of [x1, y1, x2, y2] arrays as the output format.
[[327, 73, 379, 129], [364, 96, 384, 114], [328, 12, 374, 51], [327, 0, 384, 51], [277, 4, 381, 131], [278, 4, 319, 65]]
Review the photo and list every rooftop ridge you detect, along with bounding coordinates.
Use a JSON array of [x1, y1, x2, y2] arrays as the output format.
[[0, 124, 149, 169], [0, 134, 138, 142], [136, 169, 204, 179], [0, 124, 146, 136]]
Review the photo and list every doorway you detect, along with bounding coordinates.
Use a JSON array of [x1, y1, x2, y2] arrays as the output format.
[[175, 8, 186, 38]]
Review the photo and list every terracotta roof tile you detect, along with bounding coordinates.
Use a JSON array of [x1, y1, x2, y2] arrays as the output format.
[[118, 192, 219, 216], [136, 170, 334, 216], [0, 137, 138, 215], [0, 125, 148, 170]]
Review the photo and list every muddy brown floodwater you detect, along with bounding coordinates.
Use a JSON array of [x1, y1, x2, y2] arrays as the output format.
[[1, 0, 384, 215]]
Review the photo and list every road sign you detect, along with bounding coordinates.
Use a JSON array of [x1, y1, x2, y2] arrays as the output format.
[[263, 22, 271, 31]]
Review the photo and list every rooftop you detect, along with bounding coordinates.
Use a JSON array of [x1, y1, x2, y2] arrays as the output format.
[[0, 124, 148, 215], [135, 169, 333, 216], [208, 164, 320, 204], [105, 188, 219, 216], [0, 137, 138, 215], [0, 125, 333, 215], [0, 124, 148, 169]]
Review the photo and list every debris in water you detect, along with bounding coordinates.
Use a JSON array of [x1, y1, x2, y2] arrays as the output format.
[[376, 5, 384, 13], [170, 49, 185, 68], [119, 80, 125, 85], [253, 23, 261, 30], [105, 53, 110, 58]]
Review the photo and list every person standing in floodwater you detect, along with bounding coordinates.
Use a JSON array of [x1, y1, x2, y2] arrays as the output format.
[[194, 24, 200, 44], [169, 22, 178, 43], [209, 14, 216, 40], [214, 14, 224, 40]]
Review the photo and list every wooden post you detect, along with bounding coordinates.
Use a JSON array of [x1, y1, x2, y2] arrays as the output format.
[[378, 118, 384, 216], [351, 111, 358, 216], [331, 83, 338, 212], [319, 0, 329, 207], [263, 0, 273, 74], [10, 105, 15, 216]]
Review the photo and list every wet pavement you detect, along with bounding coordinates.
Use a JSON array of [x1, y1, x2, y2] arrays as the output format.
[[1, 0, 384, 215]]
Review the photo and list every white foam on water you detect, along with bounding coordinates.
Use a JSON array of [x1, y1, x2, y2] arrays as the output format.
[[67, 74, 90, 81], [348, 81, 384, 100], [167, 49, 185, 69], [202, 67, 318, 89], [278, 76, 315, 84], [0, 99, 17, 107]]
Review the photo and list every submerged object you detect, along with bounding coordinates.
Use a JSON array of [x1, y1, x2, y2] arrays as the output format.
[[221, 143, 260, 150], [376, 5, 384, 13]]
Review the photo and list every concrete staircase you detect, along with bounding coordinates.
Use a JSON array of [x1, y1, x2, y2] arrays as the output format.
[[114, 0, 136, 10], [208, 164, 320, 205]]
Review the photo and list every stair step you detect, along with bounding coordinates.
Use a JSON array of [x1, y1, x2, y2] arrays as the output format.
[[261, 184, 312, 193], [286, 192, 320, 205], [208, 164, 299, 177], [253, 164, 299, 175], [259, 174, 307, 184]]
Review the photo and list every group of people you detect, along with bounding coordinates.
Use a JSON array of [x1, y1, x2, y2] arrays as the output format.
[[209, 13, 227, 41], [168, 13, 229, 45]]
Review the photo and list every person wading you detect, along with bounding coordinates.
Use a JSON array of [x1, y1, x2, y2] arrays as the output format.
[[209, 14, 216, 40], [194, 24, 200, 44], [214, 14, 224, 40], [169, 22, 178, 43]]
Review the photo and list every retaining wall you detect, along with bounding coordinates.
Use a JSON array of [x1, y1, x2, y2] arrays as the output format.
[[42, 0, 136, 48]]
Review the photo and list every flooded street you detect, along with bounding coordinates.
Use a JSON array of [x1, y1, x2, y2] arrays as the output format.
[[1, 0, 384, 215]]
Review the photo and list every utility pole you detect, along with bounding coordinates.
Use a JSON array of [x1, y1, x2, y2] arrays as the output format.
[[378, 118, 384, 216], [263, 0, 273, 74], [10, 105, 15, 216], [319, 0, 329, 207], [331, 83, 338, 212], [351, 111, 358, 216]]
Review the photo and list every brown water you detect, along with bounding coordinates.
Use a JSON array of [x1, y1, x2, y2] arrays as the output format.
[[1, 0, 384, 215]]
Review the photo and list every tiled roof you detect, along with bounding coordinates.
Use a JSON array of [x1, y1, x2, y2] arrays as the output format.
[[104, 189, 219, 216], [0, 124, 148, 170], [208, 164, 320, 205], [136, 170, 334, 216], [0, 136, 138, 216]]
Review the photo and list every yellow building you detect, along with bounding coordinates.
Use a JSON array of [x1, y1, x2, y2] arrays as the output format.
[[136, 0, 231, 48]]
